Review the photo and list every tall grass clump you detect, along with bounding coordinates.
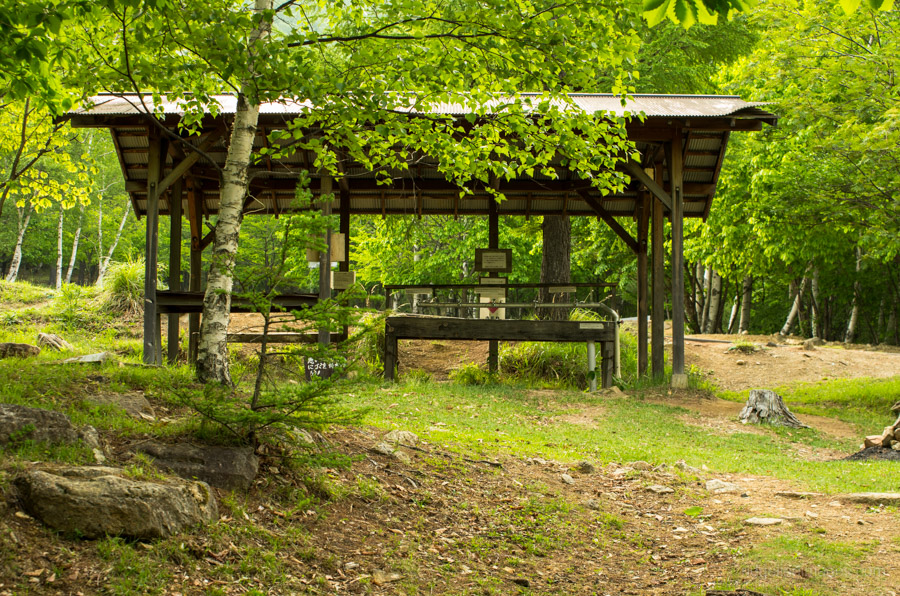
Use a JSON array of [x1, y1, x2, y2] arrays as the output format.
[[99, 259, 144, 318]]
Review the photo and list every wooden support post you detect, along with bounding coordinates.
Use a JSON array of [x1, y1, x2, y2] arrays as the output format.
[[601, 340, 614, 389], [339, 189, 350, 340], [339, 189, 350, 273], [318, 176, 333, 346], [384, 321, 398, 380], [187, 178, 201, 365], [668, 130, 687, 388], [167, 177, 183, 365], [651, 171, 665, 380], [488, 197, 499, 373], [636, 193, 650, 377], [143, 133, 166, 365]]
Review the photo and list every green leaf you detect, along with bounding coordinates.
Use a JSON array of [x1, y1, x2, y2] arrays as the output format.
[[839, 0, 862, 12]]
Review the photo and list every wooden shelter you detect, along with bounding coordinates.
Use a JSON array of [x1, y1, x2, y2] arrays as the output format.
[[66, 93, 776, 384]]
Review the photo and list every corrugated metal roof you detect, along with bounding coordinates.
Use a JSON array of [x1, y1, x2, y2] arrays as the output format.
[[74, 93, 772, 120]]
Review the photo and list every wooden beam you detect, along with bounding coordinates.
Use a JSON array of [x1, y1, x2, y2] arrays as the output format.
[[156, 128, 224, 195], [624, 161, 673, 213], [167, 177, 183, 365], [577, 190, 639, 253], [199, 228, 216, 251]]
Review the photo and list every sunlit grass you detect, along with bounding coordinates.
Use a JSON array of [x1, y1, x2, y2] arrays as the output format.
[[343, 377, 899, 494]]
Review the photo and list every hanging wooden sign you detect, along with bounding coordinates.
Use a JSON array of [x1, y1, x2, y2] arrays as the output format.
[[474, 249, 513, 273], [331, 271, 356, 290]]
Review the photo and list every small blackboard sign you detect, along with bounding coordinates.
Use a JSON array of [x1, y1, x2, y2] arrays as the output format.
[[305, 357, 336, 381]]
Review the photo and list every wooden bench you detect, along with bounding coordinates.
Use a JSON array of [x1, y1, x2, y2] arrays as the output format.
[[384, 314, 616, 387]]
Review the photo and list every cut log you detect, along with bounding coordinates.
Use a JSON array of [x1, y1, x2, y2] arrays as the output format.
[[739, 389, 809, 428]]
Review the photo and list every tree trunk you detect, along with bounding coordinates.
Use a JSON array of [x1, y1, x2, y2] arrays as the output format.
[[888, 300, 898, 345], [738, 275, 752, 334], [704, 270, 723, 333], [780, 277, 807, 336], [5, 203, 33, 282], [739, 389, 809, 428], [96, 202, 132, 284], [700, 267, 713, 331], [65, 202, 85, 284], [197, 0, 273, 385], [537, 214, 571, 321], [55, 204, 64, 289], [685, 262, 701, 333], [726, 294, 739, 334], [845, 247, 862, 343]]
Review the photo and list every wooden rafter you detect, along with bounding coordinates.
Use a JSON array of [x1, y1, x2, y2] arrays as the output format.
[[577, 190, 639, 253]]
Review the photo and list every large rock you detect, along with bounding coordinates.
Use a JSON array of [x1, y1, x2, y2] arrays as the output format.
[[0, 343, 40, 359], [132, 441, 258, 491], [15, 466, 217, 539], [87, 391, 155, 420], [0, 404, 80, 445]]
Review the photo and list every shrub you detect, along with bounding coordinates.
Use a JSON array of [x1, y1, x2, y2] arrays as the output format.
[[99, 259, 144, 317], [449, 362, 493, 386], [50, 283, 100, 330], [499, 341, 587, 388]]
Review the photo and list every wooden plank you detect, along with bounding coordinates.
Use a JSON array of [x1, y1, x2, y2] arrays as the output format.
[[143, 133, 164, 365], [226, 332, 342, 344], [577, 190, 639, 253], [386, 316, 615, 343], [668, 130, 686, 381], [157, 291, 318, 314], [651, 167, 665, 380], [624, 161, 673, 213], [167, 177, 183, 365]]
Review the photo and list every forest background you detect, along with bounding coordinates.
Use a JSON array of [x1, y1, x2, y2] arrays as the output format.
[[1, 0, 898, 347]]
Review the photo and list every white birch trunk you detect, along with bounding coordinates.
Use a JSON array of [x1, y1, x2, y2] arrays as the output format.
[[780, 277, 807, 336], [65, 203, 85, 284], [55, 205, 64, 289], [6, 204, 33, 282], [700, 267, 713, 331], [96, 202, 132, 284], [197, 0, 273, 384], [845, 247, 862, 343], [727, 296, 739, 334], [703, 270, 722, 334], [738, 275, 752, 334]]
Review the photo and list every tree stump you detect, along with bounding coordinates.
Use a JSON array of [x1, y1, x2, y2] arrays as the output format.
[[739, 389, 809, 428]]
